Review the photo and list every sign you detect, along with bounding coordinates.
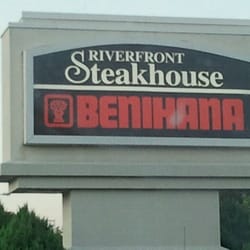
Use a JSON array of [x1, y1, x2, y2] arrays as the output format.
[[25, 44, 250, 146]]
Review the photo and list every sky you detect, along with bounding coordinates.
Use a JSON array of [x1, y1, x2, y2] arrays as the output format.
[[0, 0, 250, 228]]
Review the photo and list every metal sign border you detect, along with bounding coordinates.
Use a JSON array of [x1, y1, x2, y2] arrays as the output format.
[[23, 44, 250, 147]]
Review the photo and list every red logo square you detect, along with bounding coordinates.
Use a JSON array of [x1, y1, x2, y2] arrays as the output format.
[[44, 94, 74, 128]]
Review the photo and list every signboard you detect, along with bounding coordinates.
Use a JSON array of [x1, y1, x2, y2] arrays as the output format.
[[24, 44, 250, 146]]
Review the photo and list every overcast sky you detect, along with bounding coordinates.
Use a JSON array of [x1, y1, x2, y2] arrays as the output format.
[[0, 0, 250, 228]]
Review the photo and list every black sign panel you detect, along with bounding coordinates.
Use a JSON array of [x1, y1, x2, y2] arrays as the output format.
[[26, 44, 250, 146]]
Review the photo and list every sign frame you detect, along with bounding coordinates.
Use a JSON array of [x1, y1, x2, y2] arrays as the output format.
[[24, 44, 250, 147]]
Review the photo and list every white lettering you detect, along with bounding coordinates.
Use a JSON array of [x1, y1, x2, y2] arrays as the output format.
[[210, 72, 224, 87], [182, 71, 198, 87], [65, 51, 90, 84], [131, 63, 148, 85], [198, 71, 210, 87], [101, 68, 115, 85], [64, 51, 224, 88], [165, 71, 181, 86], [116, 69, 130, 85]]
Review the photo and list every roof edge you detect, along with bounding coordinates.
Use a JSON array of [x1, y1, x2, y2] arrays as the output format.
[[20, 11, 250, 25]]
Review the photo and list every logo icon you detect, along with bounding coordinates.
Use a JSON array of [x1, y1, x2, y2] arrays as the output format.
[[44, 94, 74, 128]]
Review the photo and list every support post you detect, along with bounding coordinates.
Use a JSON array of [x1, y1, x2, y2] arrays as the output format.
[[63, 189, 228, 250]]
